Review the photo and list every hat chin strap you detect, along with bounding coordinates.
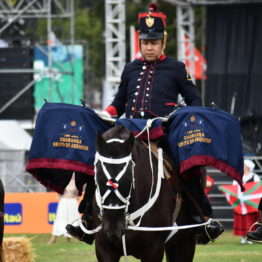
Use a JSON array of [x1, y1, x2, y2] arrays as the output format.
[[162, 31, 167, 50]]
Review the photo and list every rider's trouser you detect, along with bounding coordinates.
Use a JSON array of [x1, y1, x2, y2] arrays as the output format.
[[78, 176, 96, 220], [181, 167, 213, 220]]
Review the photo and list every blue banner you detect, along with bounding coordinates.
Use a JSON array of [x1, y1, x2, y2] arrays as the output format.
[[48, 202, 58, 225], [4, 203, 23, 225]]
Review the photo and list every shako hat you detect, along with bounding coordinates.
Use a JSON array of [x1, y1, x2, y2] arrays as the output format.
[[138, 3, 167, 40]]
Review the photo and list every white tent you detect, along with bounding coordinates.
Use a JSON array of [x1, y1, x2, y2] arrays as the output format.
[[0, 120, 32, 150], [0, 120, 34, 192]]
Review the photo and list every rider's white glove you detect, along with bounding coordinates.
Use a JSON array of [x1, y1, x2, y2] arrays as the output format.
[[95, 110, 112, 119]]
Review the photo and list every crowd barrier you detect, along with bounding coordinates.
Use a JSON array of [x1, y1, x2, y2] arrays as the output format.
[[4, 192, 76, 234]]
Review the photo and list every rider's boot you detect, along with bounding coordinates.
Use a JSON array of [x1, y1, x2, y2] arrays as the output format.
[[246, 211, 262, 243], [246, 224, 262, 243], [66, 177, 96, 245], [66, 213, 94, 245], [188, 194, 224, 244], [181, 168, 224, 244], [197, 219, 224, 244]]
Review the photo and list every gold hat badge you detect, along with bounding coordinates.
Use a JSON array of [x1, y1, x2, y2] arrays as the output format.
[[146, 17, 154, 28]]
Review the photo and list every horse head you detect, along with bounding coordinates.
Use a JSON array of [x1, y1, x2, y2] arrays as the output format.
[[95, 126, 135, 241]]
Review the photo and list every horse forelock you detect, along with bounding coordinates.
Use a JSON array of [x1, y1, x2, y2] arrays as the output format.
[[102, 125, 130, 141], [96, 126, 134, 158]]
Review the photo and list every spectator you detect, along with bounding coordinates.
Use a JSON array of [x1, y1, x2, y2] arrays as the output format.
[[233, 159, 260, 244], [48, 174, 80, 244]]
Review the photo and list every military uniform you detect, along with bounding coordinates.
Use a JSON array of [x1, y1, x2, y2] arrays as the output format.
[[109, 54, 202, 119], [105, 4, 201, 118]]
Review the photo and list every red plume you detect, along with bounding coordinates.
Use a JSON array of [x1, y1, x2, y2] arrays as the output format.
[[149, 3, 158, 12]]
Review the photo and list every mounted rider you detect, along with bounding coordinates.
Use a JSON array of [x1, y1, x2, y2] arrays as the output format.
[[66, 3, 224, 244]]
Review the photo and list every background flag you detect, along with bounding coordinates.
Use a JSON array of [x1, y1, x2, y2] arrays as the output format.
[[219, 181, 262, 215]]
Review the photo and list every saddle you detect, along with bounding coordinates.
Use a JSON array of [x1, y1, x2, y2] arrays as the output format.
[[142, 140, 207, 222], [141, 140, 183, 222], [142, 141, 174, 180]]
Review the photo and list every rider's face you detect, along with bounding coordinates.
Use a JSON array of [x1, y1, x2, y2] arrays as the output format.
[[140, 39, 163, 62]]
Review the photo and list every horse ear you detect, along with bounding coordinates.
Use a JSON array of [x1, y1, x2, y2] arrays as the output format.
[[123, 132, 135, 153], [96, 131, 107, 153]]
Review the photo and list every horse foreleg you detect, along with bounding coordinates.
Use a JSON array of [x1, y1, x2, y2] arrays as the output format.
[[140, 246, 165, 262], [95, 237, 122, 262], [165, 240, 196, 262], [96, 249, 121, 262]]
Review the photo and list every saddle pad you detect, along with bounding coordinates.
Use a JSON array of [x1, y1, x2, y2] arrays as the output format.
[[26, 103, 110, 194], [26, 103, 164, 194], [167, 106, 244, 191], [116, 118, 164, 140]]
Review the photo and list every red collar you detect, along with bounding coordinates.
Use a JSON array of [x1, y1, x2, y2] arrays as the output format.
[[138, 54, 166, 62]]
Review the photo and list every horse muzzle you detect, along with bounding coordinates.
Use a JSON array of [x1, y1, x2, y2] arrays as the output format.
[[102, 212, 126, 241]]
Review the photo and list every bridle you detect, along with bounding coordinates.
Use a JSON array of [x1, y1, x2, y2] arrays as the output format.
[[94, 136, 165, 226], [94, 139, 135, 214]]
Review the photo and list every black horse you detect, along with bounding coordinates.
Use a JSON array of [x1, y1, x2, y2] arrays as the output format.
[[92, 125, 198, 262]]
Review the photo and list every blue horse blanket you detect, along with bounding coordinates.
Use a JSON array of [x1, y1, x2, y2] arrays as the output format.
[[26, 103, 110, 194], [26, 103, 244, 194], [167, 106, 244, 191], [26, 103, 164, 194]]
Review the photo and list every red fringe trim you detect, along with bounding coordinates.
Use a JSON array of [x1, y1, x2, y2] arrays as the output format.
[[133, 125, 164, 140], [180, 155, 245, 191], [26, 158, 94, 195], [26, 158, 95, 175]]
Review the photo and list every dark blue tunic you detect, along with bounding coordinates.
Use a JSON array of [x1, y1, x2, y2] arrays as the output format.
[[110, 55, 202, 119]]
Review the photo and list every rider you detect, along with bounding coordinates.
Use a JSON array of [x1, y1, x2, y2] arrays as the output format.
[[66, 3, 223, 244]]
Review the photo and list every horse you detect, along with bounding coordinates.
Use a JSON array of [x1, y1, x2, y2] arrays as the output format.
[[92, 125, 198, 262]]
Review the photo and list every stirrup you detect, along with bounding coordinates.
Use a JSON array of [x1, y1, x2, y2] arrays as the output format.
[[66, 220, 94, 245], [197, 219, 224, 244], [204, 219, 224, 242], [77, 219, 89, 239], [248, 221, 262, 232]]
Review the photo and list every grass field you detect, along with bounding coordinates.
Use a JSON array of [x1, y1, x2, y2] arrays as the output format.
[[4, 231, 262, 262]]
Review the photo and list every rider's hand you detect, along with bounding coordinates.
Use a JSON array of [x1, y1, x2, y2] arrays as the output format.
[[96, 110, 112, 119], [100, 110, 112, 118]]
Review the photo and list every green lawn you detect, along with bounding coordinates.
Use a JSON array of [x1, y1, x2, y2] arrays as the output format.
[[4, 231, 262, 262]]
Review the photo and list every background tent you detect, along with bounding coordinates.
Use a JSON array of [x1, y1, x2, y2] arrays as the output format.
[[0, 121, 34, 192]]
